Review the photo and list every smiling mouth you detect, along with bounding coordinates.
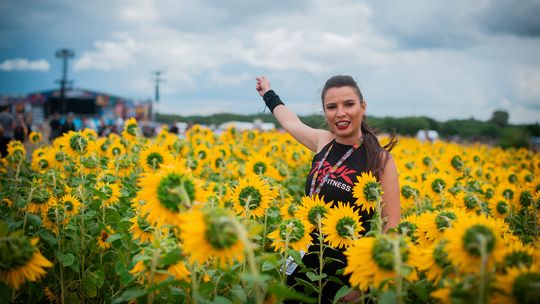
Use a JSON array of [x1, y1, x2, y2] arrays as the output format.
[[336, 121, 350, 130]]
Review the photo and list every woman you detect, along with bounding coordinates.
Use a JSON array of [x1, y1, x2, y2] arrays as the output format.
[[255, 75, 400, 302]]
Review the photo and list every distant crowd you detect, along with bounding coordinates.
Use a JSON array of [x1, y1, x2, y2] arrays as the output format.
[[0, 105, 182, 158]]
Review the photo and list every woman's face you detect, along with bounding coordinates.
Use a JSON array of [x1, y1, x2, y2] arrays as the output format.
[[323, 86, 366, 144]]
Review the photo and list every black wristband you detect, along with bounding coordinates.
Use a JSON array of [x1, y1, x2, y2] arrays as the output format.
[[263, 90, 284, 113]]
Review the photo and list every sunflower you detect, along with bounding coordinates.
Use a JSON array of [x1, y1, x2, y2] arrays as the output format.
[[452, 191, 482, 213], [414, 209, 463, 245], [495, 182, 517, 203], [488, 194, 511, 219], [295, 195, 333, 226], [514, 186, 534, 211], [58, 193, 81, 216], [129, 213, 164, 243], [444, 213, 507, 273], [499, 238, 535, 271], [28, 131, 42, 144], [41, 198, 68, 234], [278, 196, 299, 220], [130, 245, 191, 284], [61, 131, 93, 157], [416, 239, 453, 284], [0, 228, 53, 290], [244, 153, 281, 180], [97, 225, 115, 250], [31, 149, 54, 172], [179, 207, 245, 267], [267, 217, 313, 253], [232, 174, 273, 219], [24, 188, 52, 214], [122, 117, 139, 142], [492, 267, 540, 304], [139, 144, 175, 172], [399, 179, 420, 213], [138, 164, 197, 226], [423, 171, 453, 202], [344, 235, 418, 290], [352, 171, 383, 213], [94, 181, 120, 207], [107, 140, 127, 159], [321, 202, 364, 249], [7, 140, 26, 162]]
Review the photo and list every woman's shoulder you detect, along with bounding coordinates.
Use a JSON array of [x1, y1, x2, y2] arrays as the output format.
[[315, 131, 334, 153]]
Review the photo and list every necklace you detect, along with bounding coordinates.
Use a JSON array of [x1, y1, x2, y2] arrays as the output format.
[[309, 136, 363, 196]]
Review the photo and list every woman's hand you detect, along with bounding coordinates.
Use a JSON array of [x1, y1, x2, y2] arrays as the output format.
[[255, 76, 271, 97]]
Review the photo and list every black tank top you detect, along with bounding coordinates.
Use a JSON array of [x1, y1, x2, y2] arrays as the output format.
[[305, 139, 373, 232]]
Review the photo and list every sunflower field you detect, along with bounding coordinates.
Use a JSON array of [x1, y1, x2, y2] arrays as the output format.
[[1, 119, 539, 303]]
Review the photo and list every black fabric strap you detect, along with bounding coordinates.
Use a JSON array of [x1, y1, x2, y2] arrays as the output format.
[[263, 90, 284, 113]]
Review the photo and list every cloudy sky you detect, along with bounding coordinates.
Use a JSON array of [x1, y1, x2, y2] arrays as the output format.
[[1, 0, 539, 123]]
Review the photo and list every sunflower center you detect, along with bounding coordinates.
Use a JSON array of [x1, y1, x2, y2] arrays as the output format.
[[69, 134, 88, 154], [146, 152, 164, 170], [279, 218, 305, 243], [38, 159, 49, 170], [512, 272, 540, 304], [156, 174, 196, 212], [214, 157, 224, 168], [101, 230, 109, 242], [464, 194, 479, 209], [519, 190, 533, 208], [372, 237, 394, 271], [451, 155, 464, 171], [111, 147, 122, 156], [205, 211, 238, 249], [484, 188, 494, 199], [401, 185, 418, 199], [433, 240, 450, 267], [287, 204, 298, 218], [307, 205, 327, 225], [508, 174, 517, 183], [31, 134, 40, 142], [0, 235, 35, 270], [435, 211, 457, 230], [127, 124, 138, 136], [462, 225, 496, 257], [64, 200, 75, 212], [423, 156, 432, 166], [363, 181, 382, 202], [198, 150, 207, 160], [397, 221, 416, 241], [336, 217, 356, 238], [253, 162, 267, 174], [496, 201, 508, 214], [502, 189, 514, 200], [431, 178, 446, 194], [238, 186, 262, 211], [504, 251, 533, 269]]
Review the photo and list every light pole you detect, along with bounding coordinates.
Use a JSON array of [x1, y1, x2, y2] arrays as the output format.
[[151, 71, 164, 121], [55, 48, 75, 115]]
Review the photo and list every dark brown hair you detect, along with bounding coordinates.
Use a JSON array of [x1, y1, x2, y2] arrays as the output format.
[[321, 75, 398, 180]]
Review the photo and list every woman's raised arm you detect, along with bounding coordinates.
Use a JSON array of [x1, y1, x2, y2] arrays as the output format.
[[256, 76, 332, 152]]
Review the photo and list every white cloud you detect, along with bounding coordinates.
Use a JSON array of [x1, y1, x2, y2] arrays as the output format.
[[0, 58, 50, 71], [513, 66, 540, 101], [74, 33, 138, 71]]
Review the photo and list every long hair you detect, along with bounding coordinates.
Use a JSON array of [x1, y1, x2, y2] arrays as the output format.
[[321, 75, 398, 180]]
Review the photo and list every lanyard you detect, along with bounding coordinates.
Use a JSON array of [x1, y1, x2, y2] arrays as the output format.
[[309, 137, 363, 196]]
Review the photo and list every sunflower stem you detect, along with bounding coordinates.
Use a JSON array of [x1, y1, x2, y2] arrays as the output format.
[[189, 262, 199, 304], [147, 246, 161, 304], [231, 219, 263, 304], [391, 237, 404, 304], [22, 185, 35, 233], [477, 234, 488, 304], [317, 217, 324, 304]]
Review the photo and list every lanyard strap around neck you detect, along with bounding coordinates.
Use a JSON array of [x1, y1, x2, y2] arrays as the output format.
[[309, 138, 362, 197]]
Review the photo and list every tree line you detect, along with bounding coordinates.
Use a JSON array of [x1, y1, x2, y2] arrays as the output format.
[[156, 110, 539, 149]]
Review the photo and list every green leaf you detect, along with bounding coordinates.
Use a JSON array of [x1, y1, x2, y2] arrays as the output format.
[[267, 282, 317, 303], [213, 296, 232, 304], [262, 260, 279, 272], [288, 250, 304, 267], [306, 271, 327, 281], [231, 284, 247, 303], [106, 234, 123, 243], [83, 276, 97, 298], [112, 288, 147, 304], [333, 286, 352, 304], [379, 290, 397, 304], [59, 253, 75, 267], [89, 269, 105, 288]]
